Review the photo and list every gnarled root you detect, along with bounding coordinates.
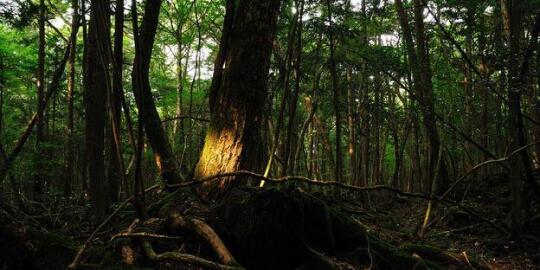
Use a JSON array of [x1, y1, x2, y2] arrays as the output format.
[[170, 209, 240, 266]]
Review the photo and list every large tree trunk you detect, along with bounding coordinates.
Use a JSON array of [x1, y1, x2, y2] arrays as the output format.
[[132, 0, 182, 186], [193, 0, 282, 200], [85, 0, 111, 223]]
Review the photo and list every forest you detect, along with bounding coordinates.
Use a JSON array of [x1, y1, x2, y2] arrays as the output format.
[[0, 0, 540, 269]]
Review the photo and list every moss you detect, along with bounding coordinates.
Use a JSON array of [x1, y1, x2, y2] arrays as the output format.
[[211, 188, 452, 270]]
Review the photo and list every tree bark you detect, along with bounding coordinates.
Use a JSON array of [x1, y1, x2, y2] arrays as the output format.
[[107, 0, 125, 203], [326, 0, 344, 184], [502, 0, 523, 239], [132, 0, 182, 187], [194, 0, 282, 200], [395, 0, 449, 195], [34, 0, 46, 199], [284, 0, 305, 176], [85, 0, 111, 223], [64, 0, 79, 198]]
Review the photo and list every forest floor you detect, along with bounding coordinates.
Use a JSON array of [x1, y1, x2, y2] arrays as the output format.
[[1, 172, 540, 269], [330, 174, 540, 270]]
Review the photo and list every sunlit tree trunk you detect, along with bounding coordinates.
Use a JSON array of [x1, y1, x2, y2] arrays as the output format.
[[194, 0, 282, 200]]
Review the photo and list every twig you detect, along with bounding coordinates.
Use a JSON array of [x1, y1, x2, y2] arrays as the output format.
[[111, 232, 183, 241]]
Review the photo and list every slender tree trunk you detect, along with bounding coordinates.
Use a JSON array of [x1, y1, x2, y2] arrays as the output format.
[[502, 0, 523, 239], [173, 27, 184, 147], [284, 0, 305, 176], [346, 67, 357, 185], [534, 46, 540, 167], [326, 0, 344, 183], [106, 0, 125, 203], [264, 7, 298, 179], [295, 36, 322, 176], [34, 0, 46, 199], [132, 0, 182, 187], [463, 2, 476, 170], [396, 0, 449, 195], [80, 0, 88, 193], [85, 0, 111, 223], [412, 0, 449, 195], [373, 70, 382, 184], [64, 0, 79, 198]]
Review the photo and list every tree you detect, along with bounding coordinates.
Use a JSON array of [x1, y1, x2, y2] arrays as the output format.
[[85, 0, 111, 223], [132, 0, 183, 187], [64, 0, 79, 198], [502, 0, 523, 239], [34, 0, 46, 199], [107, 0, 125, 203], [194, 0, 282, 200], [326, 0, 344, 184], [395, 0, 449, 195]]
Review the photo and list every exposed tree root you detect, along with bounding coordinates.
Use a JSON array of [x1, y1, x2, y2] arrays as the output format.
[[1, 181, 497, 269], [208, 187, 491, 270], [169, 209, 240, 266]]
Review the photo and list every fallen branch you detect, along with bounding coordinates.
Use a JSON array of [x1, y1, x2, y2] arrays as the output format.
[[142, 240, 245, 270]]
